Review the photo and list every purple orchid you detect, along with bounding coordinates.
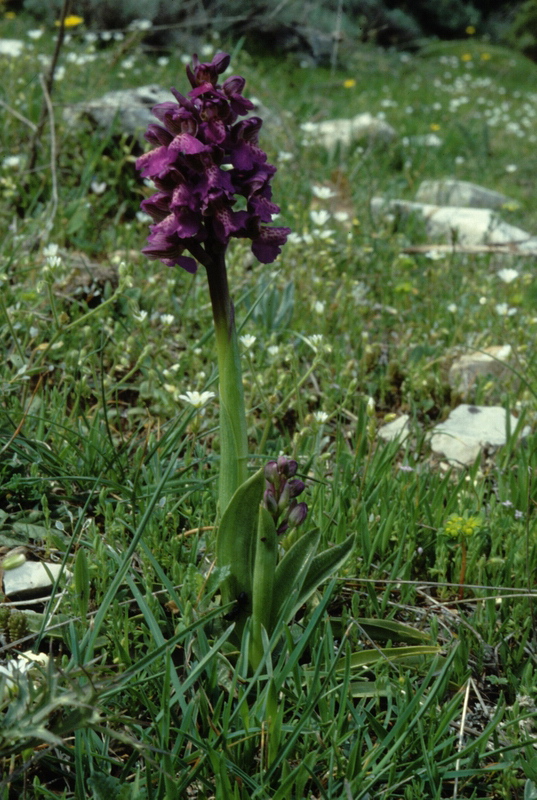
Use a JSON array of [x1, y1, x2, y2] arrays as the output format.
[[136, 52, 290, 273], [264, 456, 308, 536]]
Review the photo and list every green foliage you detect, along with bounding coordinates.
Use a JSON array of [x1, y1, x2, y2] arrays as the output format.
[[216, 468, 355, 668], [507, 0, 537, 60], [1, 14, 537, 799]]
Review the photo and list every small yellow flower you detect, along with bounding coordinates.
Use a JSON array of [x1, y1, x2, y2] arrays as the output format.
[[430, 123, 441, 131], [444, 514, 481, 538], [465, 26, 476, 35], [343, 78, 356, 89], [5, 11, 16, 18], [461, 53, 472, 62], [55, 14, 84, 27], [480, 52, 491, 61]]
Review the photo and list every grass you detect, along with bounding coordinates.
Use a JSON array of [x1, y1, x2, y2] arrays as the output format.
[[1, 11, 537, 799]]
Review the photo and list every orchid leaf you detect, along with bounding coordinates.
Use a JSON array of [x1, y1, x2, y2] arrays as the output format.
[[285, 533, 355, 620], [215, 467, 264, 605], [348, 680, 392, 698], [335, 645, 442, 672], [273, 531, 355, 621], [353, 618, 432, 644], [269, 528, 321, 630]]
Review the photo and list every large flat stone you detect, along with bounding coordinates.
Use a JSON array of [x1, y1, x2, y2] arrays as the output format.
[[430, 404, 529, 466], [3, 561, 69, 599], [415, 180, 512, 209], [378, 414, 410, 442], [63, 85, 173, 136], [448, 345, 514, 394], [301, 113, 396, 149], [371, 198, 536, 247]]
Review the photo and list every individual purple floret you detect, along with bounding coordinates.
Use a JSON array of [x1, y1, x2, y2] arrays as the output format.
[[264, 456, 308, 535], [136, 52, 291, 273]]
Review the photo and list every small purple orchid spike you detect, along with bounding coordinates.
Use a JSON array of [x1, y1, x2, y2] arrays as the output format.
[[263, 456, 308, 535]]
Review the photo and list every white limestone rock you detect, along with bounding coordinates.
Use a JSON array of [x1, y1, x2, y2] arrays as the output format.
[[370, 198, 536, 247], [63, 85, 174, 136], [378, 414, 410, 442], [416, 180, 513, 210], [430, 404, 529, 466], [448, 345, 514, 394], [301, 113, 396, 149], [3, 561, 70, 599]]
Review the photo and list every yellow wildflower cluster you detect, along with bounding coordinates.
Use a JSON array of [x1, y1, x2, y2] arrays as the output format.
[[444, 515, 481, 538]]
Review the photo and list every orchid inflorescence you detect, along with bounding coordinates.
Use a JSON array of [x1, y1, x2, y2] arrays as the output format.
[[136, 52, 290, 274], [264, 456, 308, 535]]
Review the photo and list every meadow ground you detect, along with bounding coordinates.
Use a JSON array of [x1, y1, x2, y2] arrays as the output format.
[[2, 12, 537, 799]]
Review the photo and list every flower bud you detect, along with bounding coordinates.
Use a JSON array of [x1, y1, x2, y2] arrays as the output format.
[[264, 460, 279, 486], [278, 481, 291, 512], [288, 502, 308, 529], [287, 478, 305, 498], [263, 487, 278, 516], [1, 551, 26, 570], [277, 456, 297, 477]]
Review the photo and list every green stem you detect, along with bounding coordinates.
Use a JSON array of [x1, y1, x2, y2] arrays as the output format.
[[204, 247, 249, 513], [458, 540, 467, 601]]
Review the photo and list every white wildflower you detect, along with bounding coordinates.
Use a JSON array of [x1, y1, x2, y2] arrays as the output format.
[[128, 19, 152, 31], [43, 243, 60, 258], [179, 390, 215, 408], [160, 314, 175, 326], [333, 211, 350, 222], [0, 651, 49, 696], [240, 334, 256, 349], [304, 334, 324, 352], [90, 180, 107, 195], [287, 232, 302, 244], [2, 155, 21, 169], [313, 410, 329, 423], [310, 209, 331, 226], [315, 228, 335, 240], [497, 268, 519, 284], [311, 185, 336, 199], [495, 303, 517, 316], [313, 301, 325, 314], [0, 40, 24, 57]]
